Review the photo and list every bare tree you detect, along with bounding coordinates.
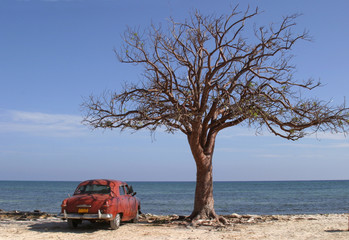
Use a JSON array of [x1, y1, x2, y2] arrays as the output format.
[[82, 7, 349, 222]]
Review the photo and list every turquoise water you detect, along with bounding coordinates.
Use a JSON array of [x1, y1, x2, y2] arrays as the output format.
[[0, 180, 349, 215]]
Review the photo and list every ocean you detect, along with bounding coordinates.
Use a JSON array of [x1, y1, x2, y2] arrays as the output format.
[[0, 180, 349, 216]]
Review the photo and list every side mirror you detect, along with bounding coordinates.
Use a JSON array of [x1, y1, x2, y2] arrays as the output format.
[[131, 192, 137, 196]]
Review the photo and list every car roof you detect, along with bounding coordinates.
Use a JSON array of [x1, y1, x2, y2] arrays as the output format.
[[78, 179, 126, 187]]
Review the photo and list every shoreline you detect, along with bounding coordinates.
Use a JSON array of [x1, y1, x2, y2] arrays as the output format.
[[1, 212, 349, 239]]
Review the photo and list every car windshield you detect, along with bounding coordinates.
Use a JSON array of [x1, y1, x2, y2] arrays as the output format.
[[74, 184, 111, 195]]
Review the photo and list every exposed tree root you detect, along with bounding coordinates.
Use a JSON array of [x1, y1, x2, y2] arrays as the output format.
[[189, 210, 229, 227], [140, 212, 287, 228]]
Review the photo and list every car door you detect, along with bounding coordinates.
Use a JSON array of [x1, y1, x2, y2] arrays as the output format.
[[124, 184, 137, 219], [118, 185, 130, 219]]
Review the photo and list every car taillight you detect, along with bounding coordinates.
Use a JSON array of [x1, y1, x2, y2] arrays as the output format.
[[102, 200, 110, 208], [100, 200, 111, 214]]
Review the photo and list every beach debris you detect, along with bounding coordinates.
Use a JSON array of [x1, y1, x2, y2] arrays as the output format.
[[230, 213, 241, 218], [0, 210, 317, 228], [138, 213, 285, 228], [0, 210, 56, 221], [140, 213, 187, 225]]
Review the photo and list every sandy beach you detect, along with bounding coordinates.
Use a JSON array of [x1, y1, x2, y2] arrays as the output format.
[[0, 213, 349, 240]]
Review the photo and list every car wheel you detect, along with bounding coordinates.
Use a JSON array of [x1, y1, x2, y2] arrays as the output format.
[[110, 213, 121, 230], [131, 210, 139, 223], [68, 219, 79, 229]]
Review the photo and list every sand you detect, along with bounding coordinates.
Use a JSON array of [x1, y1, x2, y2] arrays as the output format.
[[0, 214, 349, 240]]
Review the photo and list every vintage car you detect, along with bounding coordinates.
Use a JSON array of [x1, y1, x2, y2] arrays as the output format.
[[58, 179, 140, 229]]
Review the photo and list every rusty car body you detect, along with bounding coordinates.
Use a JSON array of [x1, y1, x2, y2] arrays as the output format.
[[58, 179, 140, 229]]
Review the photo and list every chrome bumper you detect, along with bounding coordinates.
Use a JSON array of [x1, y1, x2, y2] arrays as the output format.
[[58, 210, 113, 220]]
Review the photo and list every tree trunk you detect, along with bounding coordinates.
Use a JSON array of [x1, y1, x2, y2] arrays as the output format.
[[187, 130, 219, 221], [189, 156, 218, 220]]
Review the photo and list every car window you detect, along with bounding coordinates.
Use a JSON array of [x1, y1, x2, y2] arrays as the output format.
[[125, 185, 132, 195], [119, 186, 125, 195], [74, 184, 111, 195]]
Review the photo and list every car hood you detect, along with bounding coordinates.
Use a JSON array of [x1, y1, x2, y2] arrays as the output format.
[[65, 194, 111, 213]]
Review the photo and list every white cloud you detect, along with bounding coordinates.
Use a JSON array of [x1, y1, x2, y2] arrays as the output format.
[[219, 125, 348, 141], [271, 142, 349, 150], [332, 143, 349, 148], [305, 131, 347, 140], [0, 109, 86, 137]]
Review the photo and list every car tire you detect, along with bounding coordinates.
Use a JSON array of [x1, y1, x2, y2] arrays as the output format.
[[131, 210, 139, 223], [110, 213, 121, 230], [68, 219, 79, 229]]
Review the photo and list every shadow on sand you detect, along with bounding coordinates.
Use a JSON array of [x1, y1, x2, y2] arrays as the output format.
[[325, 229, 349, 233], [28, 220, 114, 233]]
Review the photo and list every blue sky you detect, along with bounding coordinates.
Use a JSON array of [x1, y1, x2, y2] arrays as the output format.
[[0, 0, 348, 181]]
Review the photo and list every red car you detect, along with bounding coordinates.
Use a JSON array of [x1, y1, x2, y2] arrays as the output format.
[[59, 179, 140, 229]]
